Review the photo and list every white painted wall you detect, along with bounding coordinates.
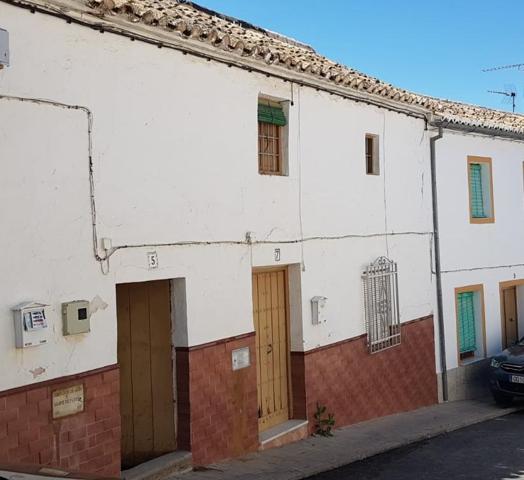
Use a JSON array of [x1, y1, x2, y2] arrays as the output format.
[[0, 3, 434, 390], [436, 130, 524, 370], [517, 285, 524, 337]]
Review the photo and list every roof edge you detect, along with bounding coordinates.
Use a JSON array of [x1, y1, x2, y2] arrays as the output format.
[[3, 0, 524, 139], [430, 118, 524, 142], [1, 0, 431, 120]]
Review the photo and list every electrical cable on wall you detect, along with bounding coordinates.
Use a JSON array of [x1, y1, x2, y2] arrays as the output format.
[[1, 95, 435, 276], [382, 110, 390, 257], [296, 84, 306, 272]]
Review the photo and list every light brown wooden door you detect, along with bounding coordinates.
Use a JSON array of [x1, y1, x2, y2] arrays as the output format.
[[117, 280, 176, 468], [503, 286, 519, 348], [252, 269, 290, 432]]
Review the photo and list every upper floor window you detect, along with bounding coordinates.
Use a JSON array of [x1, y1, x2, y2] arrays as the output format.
[[365, 134, 379, 175], [258, 101, 287, 175], [467, 156, 494, 223]]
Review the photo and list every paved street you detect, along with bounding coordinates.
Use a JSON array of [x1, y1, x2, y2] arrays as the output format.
[[307, 410, 524, 480]]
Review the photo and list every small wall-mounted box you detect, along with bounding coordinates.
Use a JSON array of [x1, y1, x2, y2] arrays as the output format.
[[62, 300, 91, 335], [13, 302, 49, 348], [0, 28, 9, 67], [311, 296, 327, 325]]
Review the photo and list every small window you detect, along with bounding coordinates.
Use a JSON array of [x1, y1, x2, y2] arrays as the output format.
[[258, 101, 287, 175], [467, 156, 494, 223], [365, 134, 379, 175], [362, 256, 400, 353], [455, 285, 486, 363]]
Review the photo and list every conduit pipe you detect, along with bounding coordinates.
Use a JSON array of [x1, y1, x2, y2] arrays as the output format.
[[429, 125, 448, 401]]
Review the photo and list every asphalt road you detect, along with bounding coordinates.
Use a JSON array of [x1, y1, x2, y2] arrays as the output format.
[[307, 410, 524, 480]]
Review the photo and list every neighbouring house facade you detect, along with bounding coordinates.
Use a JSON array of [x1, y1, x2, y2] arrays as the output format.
[[0, 0, 523, 476], [434, 126, 524, 400]]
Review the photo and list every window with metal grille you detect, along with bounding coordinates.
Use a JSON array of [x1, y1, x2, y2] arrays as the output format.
[[365, 134, 379, 175], [258, 102, 286, 175], [457, 291, 477, 356], [362, 257, 400, 353], [467, 156, 494, 223]]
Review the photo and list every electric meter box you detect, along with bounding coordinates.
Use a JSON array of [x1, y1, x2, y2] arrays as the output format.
[[311, 296, 327, 325], [62, 300, 91, 335], [0, 28, 9, 66], [13, 302, 49, 348]]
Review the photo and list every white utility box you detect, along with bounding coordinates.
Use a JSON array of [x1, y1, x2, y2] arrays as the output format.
[[62, 300, 91, 335], [0, 28, 9, 67], [311, 296, 327, 325], [13, 302, 49, 348]]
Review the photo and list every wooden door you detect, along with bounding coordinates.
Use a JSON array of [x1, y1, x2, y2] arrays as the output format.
[[503, 286, 519, 348], [252, 269, 290, 432], [117, 280, 176, 468]]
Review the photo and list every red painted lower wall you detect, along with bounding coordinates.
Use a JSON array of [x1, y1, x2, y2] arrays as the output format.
[[0, 365, 121, 477], [176, 332, 259, 466], [0, 316, 434, 473], [292, 315, 438, 433]]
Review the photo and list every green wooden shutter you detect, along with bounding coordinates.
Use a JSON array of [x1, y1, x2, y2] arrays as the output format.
[[469, 163, 486, 218], [258, 104, 286, 126], [457, 292, 477, 353]]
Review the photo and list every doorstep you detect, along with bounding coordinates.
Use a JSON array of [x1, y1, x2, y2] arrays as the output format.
[[121, 451, 192, 480], [259, 419, 309, 451]]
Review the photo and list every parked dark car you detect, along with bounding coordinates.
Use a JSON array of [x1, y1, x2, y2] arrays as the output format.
[[489, 337, 524, 404]]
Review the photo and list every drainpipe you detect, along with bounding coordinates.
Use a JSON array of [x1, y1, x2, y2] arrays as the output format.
[[429, 125, 448, 401]]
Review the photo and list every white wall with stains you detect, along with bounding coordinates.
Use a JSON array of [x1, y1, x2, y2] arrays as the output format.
[[0, 2, 435, 390], [436, 130, 524, 371]]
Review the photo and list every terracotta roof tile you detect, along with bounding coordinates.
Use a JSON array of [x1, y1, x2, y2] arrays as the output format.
[[85, 0, 524, 136]]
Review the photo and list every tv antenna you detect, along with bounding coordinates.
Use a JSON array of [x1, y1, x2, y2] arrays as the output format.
[[487, 87, 517, 112], [482, 63, 524, 72]]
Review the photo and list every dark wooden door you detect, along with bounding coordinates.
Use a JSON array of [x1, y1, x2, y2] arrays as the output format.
[[117, 280, 176, 468], [503, 286, 519, 348]]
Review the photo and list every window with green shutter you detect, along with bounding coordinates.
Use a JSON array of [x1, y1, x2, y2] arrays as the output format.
[[469, 163, 486, 218], [467, 156, 494, 223], [457, 291, 477, 354], [258, 104, 286, 126], [258, 101, 287, 175]]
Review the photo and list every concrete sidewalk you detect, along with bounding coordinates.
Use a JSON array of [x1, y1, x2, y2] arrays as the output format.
[[170, 398, 523, 480]]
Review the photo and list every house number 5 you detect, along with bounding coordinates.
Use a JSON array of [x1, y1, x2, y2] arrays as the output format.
[[147, 251, 159, 269]]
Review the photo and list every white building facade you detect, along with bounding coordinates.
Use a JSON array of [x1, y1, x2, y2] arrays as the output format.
[[0, 0, 523, 475], [434, 127, 524, 400]]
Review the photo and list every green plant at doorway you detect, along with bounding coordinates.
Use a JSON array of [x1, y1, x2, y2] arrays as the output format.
[[314, 402, 335, 437]]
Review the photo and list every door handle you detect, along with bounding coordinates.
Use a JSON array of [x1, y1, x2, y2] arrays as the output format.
[[267, 344, 273, 354]]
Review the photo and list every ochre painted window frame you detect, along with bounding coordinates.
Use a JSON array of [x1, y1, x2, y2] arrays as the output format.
[[499, 278, 524, 350], [467, 156, 495, 224], [454, 284, 487, 365]]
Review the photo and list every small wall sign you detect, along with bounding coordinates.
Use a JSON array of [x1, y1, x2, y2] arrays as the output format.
[[147, 251, 159, 269], [232, 347, 250, 371], [52, 384, 85, 419], [274, 248, 281, 262]]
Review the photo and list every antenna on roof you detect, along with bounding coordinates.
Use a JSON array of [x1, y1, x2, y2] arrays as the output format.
[[487, 87, 517, 113], [482, 63, 524, 72]]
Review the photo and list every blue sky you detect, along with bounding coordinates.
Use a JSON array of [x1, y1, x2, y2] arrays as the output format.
[[198, 0, 524, 114]]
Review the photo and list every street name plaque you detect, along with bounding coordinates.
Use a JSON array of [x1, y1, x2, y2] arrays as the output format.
[[52, 384, 85, 419]]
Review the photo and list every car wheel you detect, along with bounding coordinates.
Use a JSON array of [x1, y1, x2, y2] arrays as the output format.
[[493, 391, 513, 406]]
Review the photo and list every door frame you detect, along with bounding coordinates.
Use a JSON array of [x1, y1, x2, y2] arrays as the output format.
[[252, 266, 294, 430], [499, 279, 524, 348], [116, 279, 177, 468]]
